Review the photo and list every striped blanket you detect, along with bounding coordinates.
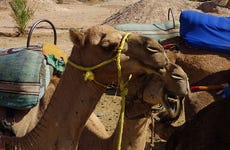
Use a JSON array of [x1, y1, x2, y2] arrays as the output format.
[[0, 43, 66, 109]]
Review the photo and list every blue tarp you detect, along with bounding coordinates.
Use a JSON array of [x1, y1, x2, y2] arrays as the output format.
[[180, 10, 230, 54]]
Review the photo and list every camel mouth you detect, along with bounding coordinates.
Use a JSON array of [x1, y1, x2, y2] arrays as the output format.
[[144, 65, 166, 76], [164, 93, 178, 113], [159, 89, 184, 122]]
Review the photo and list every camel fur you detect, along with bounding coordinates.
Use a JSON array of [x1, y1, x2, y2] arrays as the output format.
[[78, 62, 189, 150], [165, 99, 230, 150], [0, 25, 169, 150], [151, 36, 230, 141], [154, 69, 230, 141]]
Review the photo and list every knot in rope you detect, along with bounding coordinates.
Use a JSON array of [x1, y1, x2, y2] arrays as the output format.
[[84, 71, 94, 81]]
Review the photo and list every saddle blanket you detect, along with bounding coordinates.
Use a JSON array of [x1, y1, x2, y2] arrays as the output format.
[[0, 43, 66, 109], [114, 20, 180, 42], [180, 10, 230, 54]]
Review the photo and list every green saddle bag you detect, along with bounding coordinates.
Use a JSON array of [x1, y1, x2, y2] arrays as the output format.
[[0, 19, 62, 110], [0, 45, 53, 109]]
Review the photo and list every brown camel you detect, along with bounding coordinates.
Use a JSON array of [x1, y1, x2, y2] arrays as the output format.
[[149, 35, 230, 141], [101, 0, 230, 147], [165, 98, 230, 150], [160, 37, 230, 85], [0, 25, 169, 149], [78, 62, 189, 150], [154, 69, 230, 141]]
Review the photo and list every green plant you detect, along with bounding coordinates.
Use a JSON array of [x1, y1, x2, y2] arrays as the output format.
[[9, 0, 34, 35]]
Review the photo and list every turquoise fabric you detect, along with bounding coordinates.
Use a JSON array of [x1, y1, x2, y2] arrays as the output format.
[[0, 46, 43, 83], [115, 20, 180, 42], [0, 92, 39, 109], [45, 54, 66, 72], [38, 60, 54, 100], [0, 45, 53, 109]]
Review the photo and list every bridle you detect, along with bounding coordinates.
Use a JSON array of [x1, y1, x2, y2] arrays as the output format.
[[67, 32, 132, 88]]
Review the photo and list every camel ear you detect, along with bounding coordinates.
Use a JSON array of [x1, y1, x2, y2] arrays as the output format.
[[69, 28, 85, 46]]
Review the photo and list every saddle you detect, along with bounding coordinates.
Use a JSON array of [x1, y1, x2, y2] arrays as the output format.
[[0, 19, 66, 110], [114, 8, 180, 42]]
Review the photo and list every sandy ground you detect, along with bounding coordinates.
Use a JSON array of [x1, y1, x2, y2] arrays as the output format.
[[0, 0, 139, 52]]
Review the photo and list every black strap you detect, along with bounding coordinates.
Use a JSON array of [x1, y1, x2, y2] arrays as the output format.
[[167, 8, 175, 29]]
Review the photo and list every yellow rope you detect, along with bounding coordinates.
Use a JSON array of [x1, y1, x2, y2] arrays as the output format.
[[68, 56, 117, 82], [116, 32, 131, 150]]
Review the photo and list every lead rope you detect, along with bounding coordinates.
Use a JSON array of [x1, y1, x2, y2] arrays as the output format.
[[116, 32, 132, 150]]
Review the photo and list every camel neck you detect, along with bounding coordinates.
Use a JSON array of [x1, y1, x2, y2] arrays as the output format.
[[112, 117, 149, 150], [16, 64, 106, 149]]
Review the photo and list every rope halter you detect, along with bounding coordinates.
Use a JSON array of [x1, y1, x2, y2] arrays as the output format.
[[67, 32, 131, 88]]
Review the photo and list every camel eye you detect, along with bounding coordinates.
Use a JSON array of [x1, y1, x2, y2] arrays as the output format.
[[146, 46, 159, 53], [171, 74, 184, 80], [101, 41, 118, 51]]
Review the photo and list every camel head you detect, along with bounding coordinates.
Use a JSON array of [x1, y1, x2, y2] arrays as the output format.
[[68, 25, 168, 85], [163, 62, 190, 96], [142, 62, 189, 119], [143, 62, 189, 103]]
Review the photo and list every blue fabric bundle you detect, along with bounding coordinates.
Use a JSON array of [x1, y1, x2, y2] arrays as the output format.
[[180, 10, 230, 54]]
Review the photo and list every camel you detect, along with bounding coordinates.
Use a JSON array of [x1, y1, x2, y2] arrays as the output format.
[[165, 98, 230, 150], [102, 0, 230, 85], [148, 35, 230, 141], [0, 25, 169, 149], [78, 62, 189, 150], [153, 69, 230, 142], [101, 0, 230, 146]]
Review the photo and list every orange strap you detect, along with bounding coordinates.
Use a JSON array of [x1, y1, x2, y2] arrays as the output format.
[[190, 85, 225, 92]]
